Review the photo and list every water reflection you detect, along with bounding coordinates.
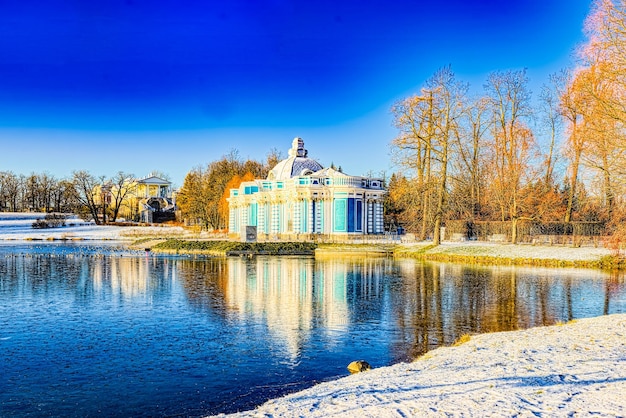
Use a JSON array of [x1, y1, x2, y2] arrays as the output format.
[[175, 257, 626, 367], [0, 252, 178, 302], [1, 248, 625, 417], [393, 261, 626, 359], [90, 255, 178, 301]]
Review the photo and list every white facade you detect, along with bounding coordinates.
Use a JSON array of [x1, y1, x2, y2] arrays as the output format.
[[228, 138, 386, 240]]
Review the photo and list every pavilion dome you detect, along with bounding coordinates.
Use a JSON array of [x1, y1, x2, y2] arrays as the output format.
[[267, 138, 324, 181]]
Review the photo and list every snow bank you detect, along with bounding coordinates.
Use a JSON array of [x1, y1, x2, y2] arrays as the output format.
[[0, 213, 187, 241], [427, 241, 612, 262], [218, 314, 626, 417]]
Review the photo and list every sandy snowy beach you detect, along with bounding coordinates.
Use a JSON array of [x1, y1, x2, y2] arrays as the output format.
[[217, 314, 626, 417]]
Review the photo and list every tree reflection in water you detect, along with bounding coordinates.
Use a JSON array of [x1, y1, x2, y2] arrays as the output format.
[[175, 256, 625, 363], [394, 262, 626, 361]]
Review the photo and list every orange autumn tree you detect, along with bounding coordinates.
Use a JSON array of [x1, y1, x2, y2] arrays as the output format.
[[581, 0, 626, 125], [562, 0, 626, 224], [578, 0, 626, 245], [218, 171, 255, 230], [577, 66, 622, 220], [178, 150, 275, 231]]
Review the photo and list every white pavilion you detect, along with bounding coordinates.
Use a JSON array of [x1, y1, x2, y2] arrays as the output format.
[[228, 138, 386, 240]]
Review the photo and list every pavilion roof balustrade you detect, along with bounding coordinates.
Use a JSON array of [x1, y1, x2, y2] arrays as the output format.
[[231, 175, 385, 199]]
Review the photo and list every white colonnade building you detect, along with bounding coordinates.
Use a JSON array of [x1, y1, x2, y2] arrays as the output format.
[[228, 138, 386, 240]]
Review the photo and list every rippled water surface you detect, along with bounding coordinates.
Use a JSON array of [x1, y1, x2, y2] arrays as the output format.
[[1, 243, 625, 416]]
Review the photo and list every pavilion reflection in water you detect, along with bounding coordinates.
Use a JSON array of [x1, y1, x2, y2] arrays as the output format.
[[222, 256, 386, 360]]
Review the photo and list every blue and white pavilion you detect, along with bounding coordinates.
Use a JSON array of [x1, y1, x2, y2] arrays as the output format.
[[228, 138, 386, 240]]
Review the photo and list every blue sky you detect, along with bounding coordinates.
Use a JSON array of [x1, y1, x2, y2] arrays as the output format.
[[0, 0, 591, 187]]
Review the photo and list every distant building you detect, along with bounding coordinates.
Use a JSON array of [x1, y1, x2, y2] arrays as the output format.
[[228, 138, 386, 240], [133, 175, 176, 223], [103, 174, 176, 223], [135, 175, 172, 199]]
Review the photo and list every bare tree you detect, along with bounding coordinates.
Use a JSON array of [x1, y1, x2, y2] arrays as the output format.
[[559, 68, 590, 223], [71, 170, 102, 224], [109, 171, 135, 222], [539, 72, 566, 188], [52, 179, 77, 213], [485, 69, 536, 243], [581, 0, 626, 125], [451, 95, 492, 220], [0, 171, 20, 212], [38, 173, 57, 213], [391, 66, 467, 244], [574, 0, 626, 223], [391, 93, 435, 240]]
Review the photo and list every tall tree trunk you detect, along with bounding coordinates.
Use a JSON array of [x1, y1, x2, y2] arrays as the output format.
[[433, 128, 449, 246], [420, 149, 431, 241], [511, 217, 518, 244], [564, 149, 581, 223], [602, 165, 614, 218]]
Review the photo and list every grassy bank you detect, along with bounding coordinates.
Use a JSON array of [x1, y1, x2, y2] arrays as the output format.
[[150, 239, 317, 256]]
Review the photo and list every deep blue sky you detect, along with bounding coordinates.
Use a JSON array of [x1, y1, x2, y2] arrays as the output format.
[[0, 0, 591, 186]]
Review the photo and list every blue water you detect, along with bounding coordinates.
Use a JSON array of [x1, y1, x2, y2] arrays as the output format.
[[0, 244, 625, 417]]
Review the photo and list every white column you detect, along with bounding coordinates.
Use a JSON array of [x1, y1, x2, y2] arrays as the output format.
[[309, 199, 315, 233], [241, 206, 248, 228], [314, 199, 322, 233], [293, 200, 300, 233], [228, 205, 236, 233], [280, 202, 286, 233], [271, 203, 279, 234], [360, 199, 366, 234], [324, 198, 335, 234], [258, 203, 265, 233], [374, 201, 384, 233], [300, 200, 307, 233]]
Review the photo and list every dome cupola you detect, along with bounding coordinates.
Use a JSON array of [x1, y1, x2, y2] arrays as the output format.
[[267, 138, 323, 180]]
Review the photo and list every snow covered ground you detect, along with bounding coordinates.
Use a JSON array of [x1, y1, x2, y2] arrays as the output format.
[[218, 314, 626, 417], [0, 212, 187, 240], [417, 241, 613, 262]]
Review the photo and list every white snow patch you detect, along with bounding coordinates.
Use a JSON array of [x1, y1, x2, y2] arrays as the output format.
[[216, 314, 626, 417], [0, 212, 187, 241], [424, 241, 612, 262]]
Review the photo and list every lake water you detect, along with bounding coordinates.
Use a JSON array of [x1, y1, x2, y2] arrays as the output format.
[[1, 243, 625, 417]]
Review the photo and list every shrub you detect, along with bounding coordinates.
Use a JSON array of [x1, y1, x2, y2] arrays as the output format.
[[152, 239, 317, 255], [31, 213, 68, 229]]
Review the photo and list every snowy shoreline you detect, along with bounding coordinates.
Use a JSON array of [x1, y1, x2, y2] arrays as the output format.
[[216, 314, 626, 417]]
